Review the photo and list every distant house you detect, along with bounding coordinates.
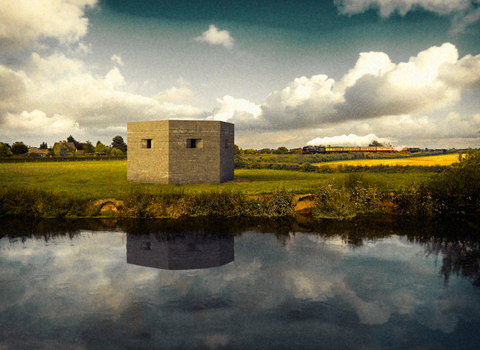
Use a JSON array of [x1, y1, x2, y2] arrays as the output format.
[[28, 147, 48, 157], [127, 120, 234, 184], [52, 141, 77, 156]]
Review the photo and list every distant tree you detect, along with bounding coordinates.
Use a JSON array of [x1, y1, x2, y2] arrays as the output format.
[[244, 148, 257, 155], [59, 145, 69, 157], [39, 142, 48, 149], [67, 135, 82, 150], [81, 141, 95, 155], [273, 146, 288, 154], [259, 148, 272, 154], [110, 147, 124, 156], [289, 148, 303, 154], [11, 142, 28, 155], [95, 141, 108, 154], [369, 140, 384, 147], [0, 143, 11, 157], [111, 136, 127, 154], [234, 144, 243, 155]]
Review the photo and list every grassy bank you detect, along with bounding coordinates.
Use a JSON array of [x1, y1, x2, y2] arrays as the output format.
[[0, 187, 296, 219], [1, 151, 478, 220]]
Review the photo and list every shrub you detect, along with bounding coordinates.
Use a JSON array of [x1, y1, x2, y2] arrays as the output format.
[[427, 149, 480, 215], [396, 182, 436, 217], [313, 179, 383, 220], [261, 189, 296, 217], [300, 162, 317, 172], [110, 147, 124, 156]]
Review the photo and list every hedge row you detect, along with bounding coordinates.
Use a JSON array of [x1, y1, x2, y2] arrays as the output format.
[[234, 157, 450, 173], [0, 156, 127, 163]]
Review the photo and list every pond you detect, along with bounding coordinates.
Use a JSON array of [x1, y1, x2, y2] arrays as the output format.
[[1, 217, 480, 349]]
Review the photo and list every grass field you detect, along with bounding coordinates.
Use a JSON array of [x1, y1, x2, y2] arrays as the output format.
[[0, 159, 437, 200], [314, 153, 460, 168]]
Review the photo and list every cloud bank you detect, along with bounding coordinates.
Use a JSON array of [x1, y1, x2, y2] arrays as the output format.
[[0, 0, 478, 150], [0, 53, 208, 144], [334, 0, 480, 35], [0, 0, 97, 50], [217, 42, 480, 148], [334, 0, 474, 17], [2, 36, 479, 149]]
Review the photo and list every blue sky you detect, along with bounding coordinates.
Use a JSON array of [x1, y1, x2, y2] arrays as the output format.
[[1, 0, 480, 149]]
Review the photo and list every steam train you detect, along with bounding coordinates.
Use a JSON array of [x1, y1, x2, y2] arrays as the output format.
[[302, 145, 394, 154]]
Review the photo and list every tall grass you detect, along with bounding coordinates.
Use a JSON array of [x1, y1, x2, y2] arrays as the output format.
[[0, 187, 89, 218], [0, 185, 296, 219], [312, 173, 384, 220], [122, 187, 296, 218]]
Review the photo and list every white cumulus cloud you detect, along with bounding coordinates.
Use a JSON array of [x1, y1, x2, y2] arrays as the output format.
[[248, 43, 476, 131], [0, 0, 97, 50], [4, 110, 81, 141], [195, 25, 234, 49], [217, 42, 480, 148], [0, 52, 209, 145], [211, 95, 263, 128]]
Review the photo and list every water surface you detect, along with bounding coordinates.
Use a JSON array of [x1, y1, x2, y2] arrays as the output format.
[[1, 218, 479, 349]]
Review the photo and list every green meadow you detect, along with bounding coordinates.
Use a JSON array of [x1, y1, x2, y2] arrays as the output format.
[[0, 159, 431, 200], [3, 151, 478, 220]]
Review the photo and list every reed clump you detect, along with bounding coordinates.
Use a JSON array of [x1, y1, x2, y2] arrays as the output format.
[[312, 173, 384, 220], [122, 187, 296, 218], [0, 185, 297, 219], [122, 185, 187, 218], [0, 187, 88, 218]]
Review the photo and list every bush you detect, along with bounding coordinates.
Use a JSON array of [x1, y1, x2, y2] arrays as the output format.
[[395, 150, 480, 217], [396, 182, 436, 217], [427, 149, 480, 215], [299, 162, 317, 172], [313, 179, 383, 220], [109, 147, 124, 156], [262, 189, 296, 217]]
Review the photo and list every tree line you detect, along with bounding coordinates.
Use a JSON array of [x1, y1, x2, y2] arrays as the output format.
[[0, 135, 127, 157]]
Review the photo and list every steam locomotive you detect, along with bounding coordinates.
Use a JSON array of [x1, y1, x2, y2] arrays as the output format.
[[302, 145, 394, 154]]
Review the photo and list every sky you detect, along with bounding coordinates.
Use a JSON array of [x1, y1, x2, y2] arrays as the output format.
[[1, 0, 480, 149]]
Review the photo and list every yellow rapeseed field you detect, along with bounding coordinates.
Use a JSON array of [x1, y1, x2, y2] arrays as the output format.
[[315, 153, 461, 168]]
